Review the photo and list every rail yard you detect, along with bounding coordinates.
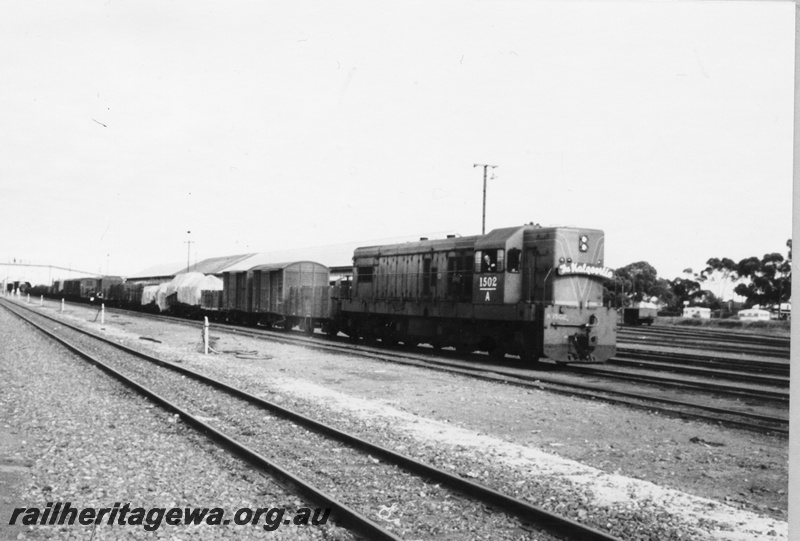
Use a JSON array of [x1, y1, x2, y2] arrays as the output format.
[[4, 2, 795, 539], [0, 293, 788, 540]]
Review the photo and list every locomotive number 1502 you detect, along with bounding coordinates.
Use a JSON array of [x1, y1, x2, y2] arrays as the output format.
[[479, 276, 497, 289]]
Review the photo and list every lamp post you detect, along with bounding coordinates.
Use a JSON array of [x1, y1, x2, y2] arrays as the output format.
[[185, 231, 193, 273], [474, 164, 498, 234]]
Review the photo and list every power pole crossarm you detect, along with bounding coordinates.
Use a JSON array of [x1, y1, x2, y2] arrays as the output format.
[[474, 164, 498, 235]]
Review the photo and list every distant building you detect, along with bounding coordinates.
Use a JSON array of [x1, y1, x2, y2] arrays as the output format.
[[682, 306, 711, 319], [737, 309, 771, 321], [750, 303, 791, 320]]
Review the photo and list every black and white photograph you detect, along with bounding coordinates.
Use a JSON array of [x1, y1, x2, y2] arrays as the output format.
[[0, 1, 794, 540]]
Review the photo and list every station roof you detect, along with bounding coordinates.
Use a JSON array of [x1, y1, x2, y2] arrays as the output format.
[[186, 253, 253, 275]]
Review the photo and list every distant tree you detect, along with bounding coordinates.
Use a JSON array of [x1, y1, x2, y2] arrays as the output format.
[[652, 278, 676, 307], [734, 248, 791, 308], [699, 257, 739, 300], [669, 276, 701, 310], [694, 290, 722, 310], [603, 261, 673, 308]]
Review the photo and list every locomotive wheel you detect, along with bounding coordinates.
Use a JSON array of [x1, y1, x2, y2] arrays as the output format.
[[324, 325, 339, 337]]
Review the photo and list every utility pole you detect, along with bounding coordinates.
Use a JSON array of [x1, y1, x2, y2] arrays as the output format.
[[474, 164, 498, 234], [185, 231, 193, 273]]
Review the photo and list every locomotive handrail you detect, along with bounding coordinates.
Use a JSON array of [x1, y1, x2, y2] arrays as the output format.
[[550, 321, 595, 328]]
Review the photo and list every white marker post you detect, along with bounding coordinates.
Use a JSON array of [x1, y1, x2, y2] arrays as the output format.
[[101, 303, 105, 325], [204, 317, 209, 355], [61, 298, 64, 312], [40, 295, 43, 306], [26, 294, 30, 304]]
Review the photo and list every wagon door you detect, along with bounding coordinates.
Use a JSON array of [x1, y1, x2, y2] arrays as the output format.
[[258, 270, 271, 314], [270, 270, 283, 314]]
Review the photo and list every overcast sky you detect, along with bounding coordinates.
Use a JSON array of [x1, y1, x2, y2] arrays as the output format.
[[1, 1, 794, 281]]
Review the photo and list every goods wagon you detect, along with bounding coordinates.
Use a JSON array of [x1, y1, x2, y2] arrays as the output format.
[[623, 307, 657, 326], [221, 261, 330, 331]]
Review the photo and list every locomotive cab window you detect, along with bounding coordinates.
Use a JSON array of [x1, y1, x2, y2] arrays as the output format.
[[356, 266, 373, 283], [475, 249, 504, 273], [506, 248, 521, 273]]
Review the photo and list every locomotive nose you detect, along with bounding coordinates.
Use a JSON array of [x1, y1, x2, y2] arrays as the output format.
[[543, 305, 616, 363]]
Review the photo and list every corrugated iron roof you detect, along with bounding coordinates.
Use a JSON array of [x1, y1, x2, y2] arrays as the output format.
[[186, 253, 254, 275]]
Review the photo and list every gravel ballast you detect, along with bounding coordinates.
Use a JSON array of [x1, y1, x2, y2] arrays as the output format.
[[0, 306, 355, 541]]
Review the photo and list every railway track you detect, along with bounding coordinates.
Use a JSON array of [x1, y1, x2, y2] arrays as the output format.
[[15, 298, 789, 436], [618, 326, 790, 359], [598, 353, 789, 389], [2, 298, 623, 541], [619, 323, 790, 348], [614, 348, 789, 377], [563, 364, 788, 402]]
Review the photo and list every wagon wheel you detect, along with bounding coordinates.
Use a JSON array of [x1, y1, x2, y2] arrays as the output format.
[[519, 348, 540, 363]]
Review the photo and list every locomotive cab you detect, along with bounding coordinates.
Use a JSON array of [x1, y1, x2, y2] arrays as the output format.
[[472, 226, 525, 306]]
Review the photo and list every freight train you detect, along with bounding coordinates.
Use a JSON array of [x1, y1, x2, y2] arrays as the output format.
[[53, 223, 617, 363]]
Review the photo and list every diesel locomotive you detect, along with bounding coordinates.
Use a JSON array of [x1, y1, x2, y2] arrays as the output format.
[[338, 224, 616, 363]]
